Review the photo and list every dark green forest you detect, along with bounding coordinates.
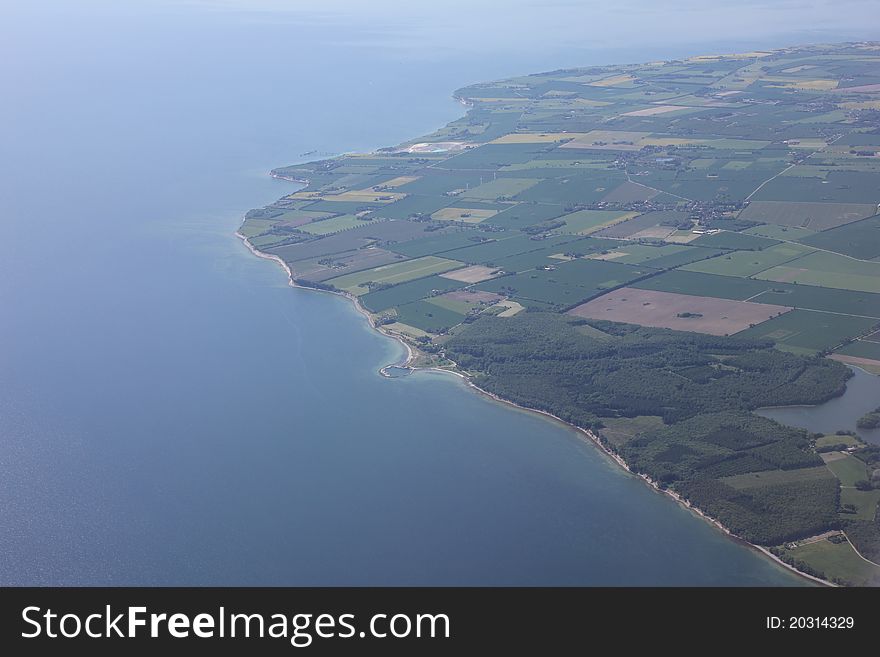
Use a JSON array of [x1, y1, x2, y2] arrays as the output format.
[[443, 313, 853, 544]]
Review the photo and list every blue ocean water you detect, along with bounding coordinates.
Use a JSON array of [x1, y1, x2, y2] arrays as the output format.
[[3, 1, 864, 585]]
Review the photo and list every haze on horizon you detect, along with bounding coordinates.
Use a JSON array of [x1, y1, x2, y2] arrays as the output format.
[[4, 1, 879, 63], [186, 0, 879, 52]]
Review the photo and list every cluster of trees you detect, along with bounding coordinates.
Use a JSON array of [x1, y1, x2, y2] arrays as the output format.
[[676, 478, 840, 545], [618, 413, 821, 484], [844, 519, 880, 563], [443, 313, 853, 545], [444, 313, 851, 424], [768, 547, 827, 581], [856, 407, 880, 429]]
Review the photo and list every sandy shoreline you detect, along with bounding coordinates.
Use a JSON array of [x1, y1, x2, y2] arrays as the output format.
[[237, 219, 830, 588], [236, 229, 415, 371]]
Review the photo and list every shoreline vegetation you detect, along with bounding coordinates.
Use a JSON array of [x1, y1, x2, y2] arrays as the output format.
[[238, 43, 880, 586]]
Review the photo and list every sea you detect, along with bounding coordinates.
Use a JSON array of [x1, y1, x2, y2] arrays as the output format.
[[1, 0, 872, 585]]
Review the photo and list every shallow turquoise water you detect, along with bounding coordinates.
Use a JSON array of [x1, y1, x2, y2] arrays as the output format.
[[0, 1, 845, 585]]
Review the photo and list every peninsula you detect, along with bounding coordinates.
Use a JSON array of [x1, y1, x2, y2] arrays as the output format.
[[239, 44, 880, 586]]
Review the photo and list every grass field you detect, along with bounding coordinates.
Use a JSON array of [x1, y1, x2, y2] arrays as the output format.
[[682, 243, 814, 277], [554, 209, 635, 234], [821, 452, 869, 486], [359, 275, 464, 312], [739, 201, 876, 230], [299, 214, 379, 235], [326, 256, 464, 295], [431, 207, 498, 223], [439, 264, 500, 283], [386, 232, 487, 258], [755, 250, 880, 293], [426, 290, 501, 314], [798, 215, 880, 259], [736, 310, 877, 354], [394, 300, 467, 333], [780, 538, 880, 586], [477, 259, 652, 309], [461, 177, 541, 200], [815, 434, 864, 449], [834, 339, 880, 360], [634, 270, 880, 317], [691, 231, 779, 251], [840, 488, 880, 521], [383, 322, 431, 339], [742, 224, 816, 241], [721, 466, 834, 490], [597, 243, 691, 265], [444, 234, 574, 265]]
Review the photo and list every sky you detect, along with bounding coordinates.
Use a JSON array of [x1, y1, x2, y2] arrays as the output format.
[[177, 0, 880, 54]]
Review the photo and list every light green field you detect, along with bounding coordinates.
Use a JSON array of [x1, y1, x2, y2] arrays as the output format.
[[555, 209, 632, 234], [735, 309, 877, 354], [460, 177, 540, 200], [384, 322, 431, 339], [705, 138, 771, 150], [425, 295, 476, 314], [598, 416, 665, 449], [683, 243, 814, 277], [840, 488, 880, 520], [300, 214, 377, 235], [247, 233, 294, 249], [431, 207, 498, 223], [238, 219, 277, 237], [326, 256, 464, 295], [815, 434, 864, 448], [781, 537, 880, 586], [501, 159, 615, 172], [604, 243, 691, 265], [755, 250, 880, 293], [742, 224, 816, 241], [721, 466, 834, 490], [822, 452, 869, 486]]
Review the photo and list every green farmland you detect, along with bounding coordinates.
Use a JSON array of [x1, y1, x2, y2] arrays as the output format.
[[241, 44, 880, 586]]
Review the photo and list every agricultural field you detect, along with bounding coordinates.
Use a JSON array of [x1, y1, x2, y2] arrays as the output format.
[[439, 264, 501, 283], [476, 259, 652, 310], [326, 256, 464, 295], [394, 300, 467, 333], [299, 214, 379, 236], [553, 209, 635, 234], [721, 466, 834, 491], [568, 287, 792, 336], [839, 488, 880, 521], [797, 214, 880, 259], [754, 249, 880, 293], [814, 434, 863, 449], [735, 309, 877, 354], [739, 201, 876, 230], [682, 243, 814, 277], [779, 537, 880, 587], [359, 275, 465, 312], [821, 452, 869, 487], [634, 270, 880, 317]]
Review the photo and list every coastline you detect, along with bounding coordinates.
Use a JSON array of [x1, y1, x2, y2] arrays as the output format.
[[236, 222, 830, 587]]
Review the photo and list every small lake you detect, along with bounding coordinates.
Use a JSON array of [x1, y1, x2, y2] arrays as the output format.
[[757, 366, 880, 444]]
